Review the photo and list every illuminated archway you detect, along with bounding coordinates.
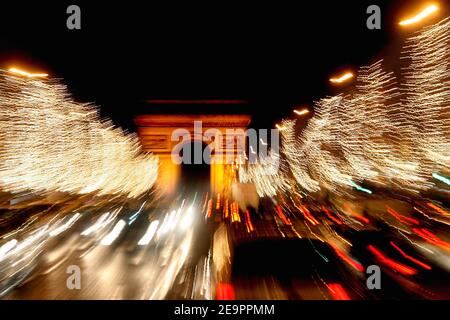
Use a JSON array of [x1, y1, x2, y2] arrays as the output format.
[[135, 114, 251, 195]]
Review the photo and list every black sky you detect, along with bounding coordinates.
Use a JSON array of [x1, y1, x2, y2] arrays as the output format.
[[0, 0, 447, 131]]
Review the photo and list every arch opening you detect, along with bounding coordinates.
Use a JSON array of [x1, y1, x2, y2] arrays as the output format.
[[179, 140, 211, 193]]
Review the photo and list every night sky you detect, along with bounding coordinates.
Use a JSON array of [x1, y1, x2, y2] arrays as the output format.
[[0, 0, 447, 131]]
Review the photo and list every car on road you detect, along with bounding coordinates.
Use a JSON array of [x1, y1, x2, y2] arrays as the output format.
[[347, 230, 450, 299], [212, 227, 369, 300]]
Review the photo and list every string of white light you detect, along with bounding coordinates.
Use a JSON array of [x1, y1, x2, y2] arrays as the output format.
[[276, 17, 449, 196], [0, 70, 158, 198], [238, 150, 291, 197]]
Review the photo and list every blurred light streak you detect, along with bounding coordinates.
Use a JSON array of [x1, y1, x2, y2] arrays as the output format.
[[279, 119, 320, 193], [7, 226, 48, 267], [414, 206, 450, 226], [330, 243, 364, 272], [8, 67, 48, 78], [322, 205, 343, 225], [0, 239, 18, 259], [349, 180, 373, 194], [367, 245, 418, 276], [167, 210, 178, 231], [128, 201, 147, 225], [148, 231, 193, 299], [386, 206, 420, 225], [244, 210, 254, 233], [290, 225, 302, 238], [206, 199, 213, 218], [231, 202, 241, 223], [300, 205, 320, 225], [432, 173, 450, 186], [81, 210, 118, 236], [398, 230, 436, 255], [344, 204, 370, 224], [138, 220, 160, 245], [412, 228, 450, 252], [328, 283, 351, 300], [426, 202, 450, 217], [204, 250, 212, 300], [216, 283, 235, 300], [13, 226, 48, 253], [157, 214, 170, 236], [223, 199, 229, 219], [390, 241, 432, 270], [49, 213, 82, 237], [238, 151, 289, 197], [275, 205, 292, 226], [399, 5, 439, 26], [180, 206, 194, 230], [100, 219, 126, 245], [202, 193, 209, 213], [216, 193, 221, 210], [293, 108, 310, 116], [329, 72, 353, 83]]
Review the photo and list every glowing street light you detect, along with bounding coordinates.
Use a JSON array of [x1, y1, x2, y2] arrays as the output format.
[[329, 72, 354, 84], [432, 172, 450, 186], [293, 108, 310, 116], [399, 4, 439, 26], [275, 124, 286, 131], [8, 67, 48, 78]]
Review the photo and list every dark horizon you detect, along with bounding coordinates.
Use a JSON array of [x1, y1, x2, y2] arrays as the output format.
[[0, 0, 447, 131]]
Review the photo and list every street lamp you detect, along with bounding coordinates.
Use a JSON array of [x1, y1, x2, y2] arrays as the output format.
[[329, 71, 354, 84], [293, 108, 310, 116], [8, 67, 48, 78], [399, 4, 439, 26]]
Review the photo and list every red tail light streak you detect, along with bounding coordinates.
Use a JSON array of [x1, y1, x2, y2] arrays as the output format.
[[367, 245, 418, 276]]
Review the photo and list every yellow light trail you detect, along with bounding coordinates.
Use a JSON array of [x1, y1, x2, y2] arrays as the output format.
[[399, 5, 439, 26], [329, 72, 354, 84], [293, 108, 310, 116], [8, 67, 48, 78]]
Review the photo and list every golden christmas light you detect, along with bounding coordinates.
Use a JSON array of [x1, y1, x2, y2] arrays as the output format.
[[399, 4, 439, 26], [0, 69, 158, 198]]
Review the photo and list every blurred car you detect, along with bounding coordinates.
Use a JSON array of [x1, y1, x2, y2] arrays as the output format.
[[348, 230, 450, 299], [0, 226, 48, 297], [212, 230, 369, 300]]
